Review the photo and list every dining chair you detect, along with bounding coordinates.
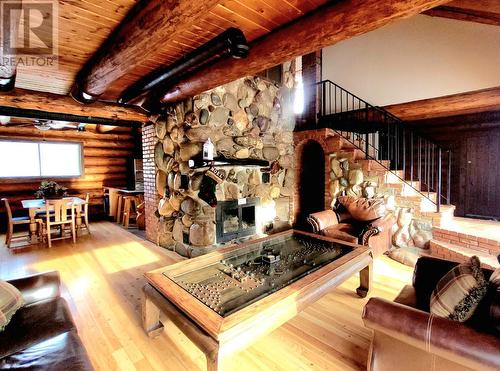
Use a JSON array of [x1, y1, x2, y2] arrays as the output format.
[[2, 198, 42, 248], [43, 199, 76, 248]]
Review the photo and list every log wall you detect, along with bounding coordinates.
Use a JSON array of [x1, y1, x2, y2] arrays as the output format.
[[408, 110, 500, 219], [0, 126, 141, 224]]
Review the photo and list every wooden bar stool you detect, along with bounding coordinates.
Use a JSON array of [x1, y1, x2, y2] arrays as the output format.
[[116, 194, 124, 224], [136, 197, 145, 230], [122, 196, 138, 229]]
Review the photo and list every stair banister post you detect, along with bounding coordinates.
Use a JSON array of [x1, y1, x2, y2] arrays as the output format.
[[437, 147, 442, 213], [322, 82, 326, 118], [410, 131, 414, 184], [427, 141, 430, 198], [430, 143, 437, 193], [328, 82, 332, 118], [418, 137, 422, 184], [386, 115, 390, 168], [365, 133, 369, 159], [402, 126, 406, 178], [447, 150, 452, 205], [334, 85, 337, 114]]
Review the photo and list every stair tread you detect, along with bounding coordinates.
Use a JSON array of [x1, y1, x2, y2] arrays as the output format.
[[433, 218, 500, 244], [430, 239, 499, 268], [396, 193, 437, 203], [425, 204, 455, 211]]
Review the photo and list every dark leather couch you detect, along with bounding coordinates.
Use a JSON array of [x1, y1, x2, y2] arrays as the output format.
[[362, 256, 500, 371], [308, 196, 395, 257], [0, 271, 93, 370]]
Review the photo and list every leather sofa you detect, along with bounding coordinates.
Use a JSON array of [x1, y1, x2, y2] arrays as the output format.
[[308, 196, 395, 256], [362, 256, 500, 371], [0, 271, 93, 370]]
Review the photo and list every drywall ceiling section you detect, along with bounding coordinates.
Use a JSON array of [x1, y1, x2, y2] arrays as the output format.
[[322, 15, 500, 106]]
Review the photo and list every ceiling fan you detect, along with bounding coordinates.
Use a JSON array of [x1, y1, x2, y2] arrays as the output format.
[[33, 119, 80, 131], [0, 117, 86, 131]]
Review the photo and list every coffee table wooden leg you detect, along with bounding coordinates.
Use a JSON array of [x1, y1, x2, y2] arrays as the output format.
[[142, 290, 164, 338], [356, 262, 372, 298], [206, 350, 221, 371]]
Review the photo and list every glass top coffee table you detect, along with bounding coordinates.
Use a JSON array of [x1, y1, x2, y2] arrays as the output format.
[[143, 229, 373, 371]]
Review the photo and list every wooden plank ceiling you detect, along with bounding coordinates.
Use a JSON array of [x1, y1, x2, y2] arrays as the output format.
[[15, 0, 329, 100]]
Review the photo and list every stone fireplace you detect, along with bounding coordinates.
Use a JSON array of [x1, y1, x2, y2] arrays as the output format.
[[142, 66, 297, 258]]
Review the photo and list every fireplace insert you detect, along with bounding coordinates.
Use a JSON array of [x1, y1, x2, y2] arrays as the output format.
[[216, 197, 259, 243]]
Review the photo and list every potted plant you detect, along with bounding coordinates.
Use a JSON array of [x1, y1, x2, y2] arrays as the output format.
[[35, 180, 68, 199]]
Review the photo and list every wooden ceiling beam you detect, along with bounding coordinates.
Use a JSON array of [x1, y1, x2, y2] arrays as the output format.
[[384, 87, 500, 121], [71, 0, 223, 103], [444, 0, 500, 14], [423, 6, 500, 26], [0, 88, 147, 122], [160, 0, 450, 103]]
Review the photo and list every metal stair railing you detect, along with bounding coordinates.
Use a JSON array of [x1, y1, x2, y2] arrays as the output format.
[[309, 80, 451, 212]]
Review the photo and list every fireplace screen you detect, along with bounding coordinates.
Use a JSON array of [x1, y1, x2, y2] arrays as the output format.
[[216, 198, 258, 243]]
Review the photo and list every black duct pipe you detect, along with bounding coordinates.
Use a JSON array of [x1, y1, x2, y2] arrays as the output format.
[[118, 27, 248, 105]]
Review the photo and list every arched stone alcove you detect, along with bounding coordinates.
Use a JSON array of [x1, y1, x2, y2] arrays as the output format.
[[293, 139, 325, 229]]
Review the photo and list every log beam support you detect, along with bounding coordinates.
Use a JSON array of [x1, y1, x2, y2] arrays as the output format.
[[161, 0, 450, 103], [71, 0, 222, 103], [384, 87, 500, 120], [0, 88, 147, 123]]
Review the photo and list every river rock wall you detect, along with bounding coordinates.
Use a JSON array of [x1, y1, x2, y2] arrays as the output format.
[[151, 75, 296, 257]]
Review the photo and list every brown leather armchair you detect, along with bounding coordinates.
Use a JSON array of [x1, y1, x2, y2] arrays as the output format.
[[362, 256, 500, 371], [308, 196, 395, 256], [0, 271, 93, 370]]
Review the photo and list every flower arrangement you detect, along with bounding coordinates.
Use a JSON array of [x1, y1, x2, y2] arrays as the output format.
[[35, 180, 67, 199]]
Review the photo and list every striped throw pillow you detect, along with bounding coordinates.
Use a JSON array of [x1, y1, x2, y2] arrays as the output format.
[[430, 256, 488, 322], [0, 280, 24, 331], [489, 260, 500, 334]]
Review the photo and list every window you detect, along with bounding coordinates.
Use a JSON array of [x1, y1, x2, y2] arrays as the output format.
[[0, 140, 83, 178], [293, 56, 304, 114], [257, 64, 283, 84]]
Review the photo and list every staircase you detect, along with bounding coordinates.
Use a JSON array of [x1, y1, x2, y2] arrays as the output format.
[[324, 131, 455, 226], [300, 80, 500, 267], [311, 80, 452, 214]]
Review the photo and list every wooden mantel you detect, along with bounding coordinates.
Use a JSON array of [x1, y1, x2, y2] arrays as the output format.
[[0, 88, 147, 122], [161, 0, 450, 102]]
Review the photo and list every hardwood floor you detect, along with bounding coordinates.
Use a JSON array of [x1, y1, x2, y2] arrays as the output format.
[[0, 222, 413, 371]]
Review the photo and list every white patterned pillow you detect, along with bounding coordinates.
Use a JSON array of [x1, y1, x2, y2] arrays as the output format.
[[0, 280, 24, 331]]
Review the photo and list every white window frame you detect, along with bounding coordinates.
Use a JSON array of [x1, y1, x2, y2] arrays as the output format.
[[0, 139, 84, 179]]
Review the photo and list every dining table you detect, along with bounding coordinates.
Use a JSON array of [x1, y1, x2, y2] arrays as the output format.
[[21, 197, 87, 243]]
